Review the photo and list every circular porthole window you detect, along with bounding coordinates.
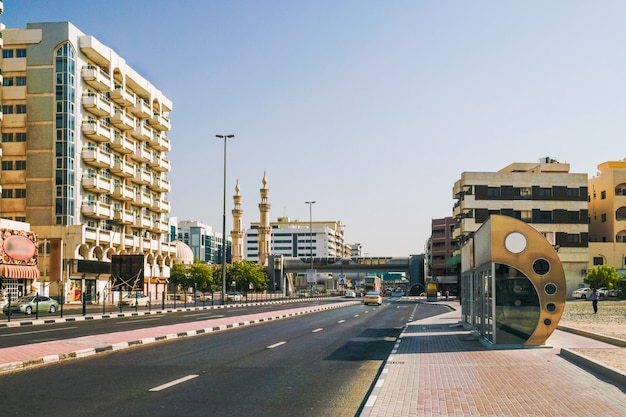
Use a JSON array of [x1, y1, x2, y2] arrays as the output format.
[[546, 303, 557, 313], [544, 283, 557, 295], [533, 258, 550, 275], [504, 232, 527, 254], [544, 318, 552, 326]]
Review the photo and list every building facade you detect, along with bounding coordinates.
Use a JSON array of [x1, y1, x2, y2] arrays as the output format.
[[1, 22, 175, 303], [173, 219, 231, 265], [588, 160, 626, 274], [452, 158, 589, 296], [426, 216, 459, 291]]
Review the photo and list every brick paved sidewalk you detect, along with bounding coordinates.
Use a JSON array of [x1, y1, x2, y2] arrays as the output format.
[[361, 304, 626, 417]]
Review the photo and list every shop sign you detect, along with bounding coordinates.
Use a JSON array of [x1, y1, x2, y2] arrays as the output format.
[[3, 235, 37, 261]]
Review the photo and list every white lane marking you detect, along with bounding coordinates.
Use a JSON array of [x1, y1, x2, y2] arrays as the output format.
[[337, 320, 345, 323], [0, 326, 78, 336], [354, 315, 359, 318], [193, 314, 225, 320], [115, 318, 161, 324], [149, 374, 199, 392], [267, 341, 287, 349], [312, 328, 323, 333]]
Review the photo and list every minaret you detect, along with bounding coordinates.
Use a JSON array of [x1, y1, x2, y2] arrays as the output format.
[[231, 181, 244, 262], [258, 173, 271, 266]]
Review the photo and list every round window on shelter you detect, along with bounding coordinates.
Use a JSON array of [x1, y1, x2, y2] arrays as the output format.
[[533, 259, 550, 275], [544, 283, 557, 295]]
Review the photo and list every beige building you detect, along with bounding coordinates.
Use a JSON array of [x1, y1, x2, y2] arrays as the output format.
[[1, 22, 174, 303], [452, 158, 589, 296], [588, 160, 626, 273]]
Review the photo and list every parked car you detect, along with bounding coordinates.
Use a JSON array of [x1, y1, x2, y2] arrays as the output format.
[[571, 287, 592, 299], [198, 292, 212, 302], [120, 293, 150, 307], [2, 295, 59, 315], [608, 288, 623, 298], [363, 291, 382, 306], [344, 289, 356, 298], [226, 291, 243, 302]]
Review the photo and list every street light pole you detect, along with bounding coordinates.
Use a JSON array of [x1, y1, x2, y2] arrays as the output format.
[[216, 134, 234, 305], [305, 201, 316, 296]]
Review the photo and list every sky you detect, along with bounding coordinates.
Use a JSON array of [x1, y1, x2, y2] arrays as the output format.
[[6, 1, 626, 256]]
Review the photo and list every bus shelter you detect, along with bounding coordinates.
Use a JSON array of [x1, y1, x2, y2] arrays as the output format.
[[461, 215, 566, 347]]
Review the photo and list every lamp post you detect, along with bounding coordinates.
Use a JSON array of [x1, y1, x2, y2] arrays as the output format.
[[216, 134, 234, 305], [305, 201, 316, 296]]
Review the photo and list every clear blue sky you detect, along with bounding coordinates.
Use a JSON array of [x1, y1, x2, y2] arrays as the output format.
[[7, 1, 626, 256]]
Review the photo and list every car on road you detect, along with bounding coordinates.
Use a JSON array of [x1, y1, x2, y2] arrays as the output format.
[[2, 295, 59, 315], [571, 287, 592, 299], [198, 292, 213, 302], [227, 291, 243, 302], [119, 293, 150, 307], [344, 289, 356, 298], [598, 287, 609, 299], [363, 291, 382, 306]]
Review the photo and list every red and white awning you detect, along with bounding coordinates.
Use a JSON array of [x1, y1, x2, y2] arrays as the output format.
[[0, 264, 40, 279]]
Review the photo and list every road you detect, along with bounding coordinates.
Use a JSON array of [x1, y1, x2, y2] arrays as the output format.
[[0, 299, 449, 417]]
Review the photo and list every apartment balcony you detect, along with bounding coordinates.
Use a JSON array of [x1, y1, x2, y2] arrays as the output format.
[[149, 113, 171, 131], [149, 155, 170, 172], [152, 199, 170, 213], [131, 123, 152, 142], [135, 215, 151, 229], [134, 169, 152, 185], [134, 192, 152, 207], [82, 174, 112, 194], [82, 147, 112, 168], [111, 184, 134, 200], [81, 201, 112, 219], [150, 132, 171, 152], [112, 208, 134, 225], [111, 84, 135, 107], [81, 65, 111, 92], [111, 110, 135, 130], [149, 219, 163, 233], [111, 132, 134, 154], [111, 158, 135, 177], [82, 120, 112, 142], [153, 176, 170, 192], [130, 146, 151, 163], [82, 93, 112, 117], [131, 99, 151, 119]]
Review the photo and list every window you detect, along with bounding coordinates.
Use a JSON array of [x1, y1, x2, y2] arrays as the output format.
[[16, 105, 26, 114], [593, 257, 604, 265], [15, 133, 26, 142], [16, 49, 27, 58], [1, 189, 12, 198], [601, 190, 606, 200], [15, 217, 26, 222], [2, 133, 13, 142], [1, 161, 13, 170], [16, 77, 27, 86], [2, 50, 13, 58], [15, 161, 26, 170], [3, 105, 14, 114], [15, 189, 26, 198], [3, 77, 14, 86], [601, 213, 607, 222]]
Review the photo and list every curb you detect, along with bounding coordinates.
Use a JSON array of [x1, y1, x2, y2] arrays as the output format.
[[560, 348, 626, 388], [0, 301, 359, 374], [557, 325, 626, 347]]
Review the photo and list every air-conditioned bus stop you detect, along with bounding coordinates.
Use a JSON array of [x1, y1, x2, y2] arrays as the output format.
[[461, 215, 566, 347]]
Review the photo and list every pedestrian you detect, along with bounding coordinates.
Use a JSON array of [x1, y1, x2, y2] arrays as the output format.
[[589, 288, 599, 314], [444, 290, 449, 302]]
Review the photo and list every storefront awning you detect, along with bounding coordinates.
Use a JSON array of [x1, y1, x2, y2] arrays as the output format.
[[0, 264, 40, 279]]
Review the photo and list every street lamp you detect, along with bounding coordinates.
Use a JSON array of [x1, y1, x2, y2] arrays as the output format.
[[216, 134, 234, 305], [305, 201, 316, 295]]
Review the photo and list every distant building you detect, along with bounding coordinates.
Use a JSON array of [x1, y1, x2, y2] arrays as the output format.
[[452, 157, 589, 295], [173, 219, 231, 264], [426, 216, 459, 290], [588, 160, 626, 274]]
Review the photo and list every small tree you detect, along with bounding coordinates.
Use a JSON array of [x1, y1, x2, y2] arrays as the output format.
[[188, 262, 213, 292], [229, 260, 269, 292], [585, 264, 620, 289]]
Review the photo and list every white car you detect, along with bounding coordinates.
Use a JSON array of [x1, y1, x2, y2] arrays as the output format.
[[571, 287, 592, 299], [344, 290, 356, 298], [227, 292, 243, 301], [120, 293, 151, 307]]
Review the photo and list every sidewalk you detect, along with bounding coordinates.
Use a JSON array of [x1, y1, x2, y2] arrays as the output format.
[[360, 301, 626, 417]]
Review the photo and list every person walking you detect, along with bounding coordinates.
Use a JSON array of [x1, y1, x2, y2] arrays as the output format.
[[589, 288, 599, 314]]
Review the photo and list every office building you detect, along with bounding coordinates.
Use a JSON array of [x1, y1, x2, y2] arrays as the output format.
[[173, 218, 231, 265]]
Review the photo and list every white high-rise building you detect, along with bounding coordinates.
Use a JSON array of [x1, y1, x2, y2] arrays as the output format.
[[0, 21, 174, 303]]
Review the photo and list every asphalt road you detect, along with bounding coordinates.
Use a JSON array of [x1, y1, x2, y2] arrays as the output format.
[[0, 299, 449, 417], [0, 300, 344, 347]]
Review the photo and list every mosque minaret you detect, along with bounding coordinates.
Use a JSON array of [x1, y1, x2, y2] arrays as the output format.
[[257, 173, 272, 266], [231, 181, 244, 262]]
